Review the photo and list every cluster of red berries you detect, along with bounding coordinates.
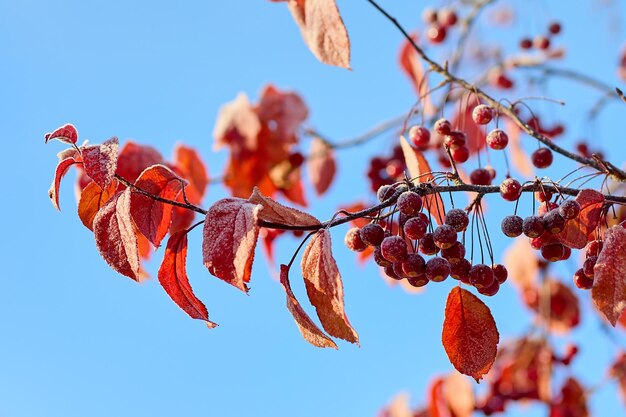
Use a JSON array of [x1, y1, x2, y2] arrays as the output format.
[[366, 145, 406, 193], [501, 190, 582, 263], [573, 240, 602, 290], [421, 6, 458, 44], [519, 21, 562, 51], [344, 185, 508, 296]]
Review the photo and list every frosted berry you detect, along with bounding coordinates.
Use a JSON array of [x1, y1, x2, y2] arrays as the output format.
[[419, 232, 440, 255], [407, 275, 429, 288], [444, 131, 467, 149], [586, 240, 603, 257], [523, 215, 545, 238], [359, 223, 385, 246], [344, 227, 367, 252], [582, 256, 598, 277], [409, 125, 430, 147], [441, 241, 466, 263], [559, 200, 580, 220], [377, 184, 395, 202], [427, 24, 447, 43], [543, 210, 566, 234], [392, 262, 408, 279], [469, 264, 495, 289], [373, 246, 392, 267], [402, 253, 426, 277], [541, 243, 565, 262], [381, 236, 408, 262], [444, 208, 469, 232], [478, 279, 500, 296], [492, 264, 508, 284], [384, 265, 402, 280], [451, 258, 471, 283], [573, 269, 593, 290], [486, 128, 509, 150], [433, 224, 457, 249], [434, 118, 452, 135], [397, 191, 423, 216], [404, 217, 428, 240], [500, 178, 522, 201], [501, 215, 523, 237], [470, 168, 493, 185], [531, 148, 554, 169], [472, 104, 495, 125], [426, 257, 451, 282]]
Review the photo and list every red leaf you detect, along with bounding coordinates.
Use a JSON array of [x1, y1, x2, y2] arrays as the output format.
[[301, 230, 359, 344], [400, 136, 445, 224], [44, 123, 78, 145], [159, 230, 217, 328], [592, 225, 626, 326], [202, 198, 262, 292], [172, 144, 209, 203], [49, 156, 79, 211], [535, 278, 580, 333], [279, 265, 337, 348], [116, 141, 164, 184], [93, 188, 141, 281], [398, 35, 434, 116], [278, 0, 351, 69], [213, 92, 261, 154], [307, 137, 336, 195], [130, 164, 185, 247], [81, 137, 119, 189], [442, 287, 499, 381], [249, 187, 321, 227], [78, 180, 118, 230], [169, 205, 197, 235], [503, 238, 538, 289], [451, 95, 486, 156], [610, 352, 626, 404], [504, 118, 534, 178], [558, 189, 605, 249], [442, 373, 474, 417], [257, 85, 309, 144]]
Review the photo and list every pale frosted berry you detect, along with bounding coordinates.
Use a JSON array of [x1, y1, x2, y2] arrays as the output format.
[[444, 208, 469, 232], [501, 215, 523, 237], [397, 191, 423, 216], [500, 178, 522, 201], [433, 224, 457, 249], [434, 118, 452, 135], [409, 125, 431, 147], [381, 236, 408, 263], [486, 129, 509, 150], [360, 223, 385, 246], [472, 104, 495, 125]]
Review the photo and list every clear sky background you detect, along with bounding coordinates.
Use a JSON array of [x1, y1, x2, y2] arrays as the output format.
[[1, 1, 626, 416]]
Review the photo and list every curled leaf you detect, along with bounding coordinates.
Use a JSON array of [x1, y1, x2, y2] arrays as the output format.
[[558, 189, 604, 249], [78, 180, 118, 230], [82, 137, 119, 189], [49, 156, 79, 211], [172, 144, 209, 202], [213, 93, 261, 153], [307, 137, 336, 195], [44, 123, 78, 145], [249, 187, 320, 227], [116, 141, 164, 184], [442, 287, 499, 381], [592, 225, 626, 326]]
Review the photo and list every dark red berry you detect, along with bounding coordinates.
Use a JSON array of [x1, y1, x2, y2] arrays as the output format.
[[392, 262, 408, 279], [492, 264, 508, 284], [470, 168, 493, 185], [359, 223, 385, 246], [472, 104, 495, 125], [444, 208, 469, 232], [548, 22, 562, 35], [434, 118, 452, 135], [486, 128, 509, 150], [407, 275, 429, 288], [534, 35, 550, 50], [523, 215, 545, 238], [426, 257, 451, 282], [419, 232, 440, 255], [409, 125, 430, 147], [433, 224, 457, 249], [531, 148, 554, 169], [373, 246, 392, 267], [586, 240, 603, 257], [404, 217, 428, 240], [441, 241, 466, 263], [543, 210, 566, 234], [501, 215, 523, 237], [500, 178, 522, 201], [377, 184, 395, 202], [397, 191, 423, 216], [288, 152, 305, 168], [520, 38, 533, 49], [583, 256, 598, 277], [381, 236, 408, 262], [489, 69, 514, 89], [422, 7, 438, 24], [386, 160, 404, 178], [561, 246, 572, 261], [438, 7, 458, 27], [573, 269, 593, 290], [451, 258, 472, 283], [384, 265, 402, 280], [469, 264, 495, 289], [559, 200, 581, 220], [345, 227, 367, 252], [541, 243, 565, 262], [478, 279, 500, 296], [531, 232, 554, 250], [451, 146, 470, 163], [444, 131, 467, 149], [402, 253, 426, 277], [427, 24, 447, 43]]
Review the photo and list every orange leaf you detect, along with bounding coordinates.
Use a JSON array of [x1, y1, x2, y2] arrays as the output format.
[[280, 0, 351, 69], [249, 187, 320, 227], [301, 230, 359, 343], [172, 144, 209, 203], [116, 141, 164, 184], [442, 287, 499, 381], [78, 180, 118, 230], [503, 238, 538, 289], [257, 85, 309, 144], [400, 136, 445, 225], [504, 118, 534, 178], [159, 231, 217, 328], [202, 198, 262, 292], [398, 35, 434, 116], [44, 123, 78, 145], [279, 265, 337, 348], [451, 94, 486, 156], [81, 137, 119, 189], [213, 92, 261, 154], [307, 137, 336, 195], [130, 164, 185, 247], [558, 189, 604, 249], [49, 156, 79, 211], [93, 188, 141, 281], [592, 225, 626, 326]]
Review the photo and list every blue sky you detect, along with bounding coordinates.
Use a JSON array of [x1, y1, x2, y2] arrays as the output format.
[[2, 1, 626, 416]]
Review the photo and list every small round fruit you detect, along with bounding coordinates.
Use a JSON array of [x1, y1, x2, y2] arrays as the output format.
[[559, 200, 581, 220], [486, 129, 509, 150], [523, 216, 545, 238], [573, 269, 593, 290], [288, 152, 304, 168], [377, 184, 395, 202], [500, 178, 522, 201], [469, 264, 495, 289], [583, 256, 598, 277], [433, 224, 457, 249], [534, 35, 550, 50], [438, 7, 458, 27], [392, 262, 408, 279], [472, 104, 495, 125], [381, 236, 409, 262], [427, 24, 447, 43], [434, 118, 452, 135], [419, 232, 440, 255], [402, 253, 426, 277], [404, 217, 428, 240], [451, 146, 470, 163], [345, 227, 367, 252], [421, 6, 438, 24], [409, 125, 430, 147], [450, 258, 472, 283], [543, 210, 566, 234], [444, 131, 467, 149], [531, 148, 554, 169], [538, 201, 559, 216], [492, 264, 508, 284], [478, 279, 500, 296], [441, 241, 466, 263], [397, 191, 423, 216], [470, 168, 493, 185], [359, 223, 385, 246], [586, 240, 603, 257], [501, 215, 523, 237], [520, 38, 533, 49], [425, 257, 451, 282], [541, 243, 565, 262], [373, 246, 392, 267], [444, 208, 469, 232], [548, 22, 562, 35], [384, 265, 402, 280]]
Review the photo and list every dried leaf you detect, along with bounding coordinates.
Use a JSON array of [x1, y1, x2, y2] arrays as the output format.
[[81, 137, 119, 189], [159, 231, 217, 328], [592, 225, 626, 326], [172, 144, 209, 202], [116, 141, 164, 184], [279, 265, 337, 348], [279, 0, 351, 69], [202, 198, 262, 292], [130, 164, 185, 247], [78, 180, 118, 230], [93, 188, 141, 281], [44, 123, 78, 145], [301, 230, 359, 343], [49, 156, 79, 211], [442, 287, 499, 381], [307, 137, 336, 195], [442, 372, 474, 417], [400, 136, 445, 225], [558, 189, 604, 249], [213, 93, 261, 153], [249, 187, 321, 227]]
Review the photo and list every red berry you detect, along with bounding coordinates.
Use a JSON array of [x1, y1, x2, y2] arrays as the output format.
[[402, 253, 426, 277], [421, 7, 438, 24], [500, 178, 523, 201], [288, 152, 305, 168], [548, 22, 562, 35], [426, 257, 451, 282], [441, 241, 466, 263], [501, 215, 523, 237], [434, 118, 452, 135], [486, 128, 509, 150], [535, 190, 553, 202], [559, 200, 580, 220], [419, 232, 440, 255], [583, 256, 598, 277], [478, 279, 500, 296], [384, 265, 402, 280], [561, 246, 572, 261], [427, 24, 447, 43], [345, 227, 367, 252], [444, 208, 469, 232], [373, 246, 392, 267], [397, 191, 423, 216], [492, 264, 508, 284], [543, 210, 566, 234], [377, 184, 395, 202], [541, 243, 565, 262], [392, 262, 408, 279], [534, 35, 550, 50], [404, 217, 428, 240], [531, 148, 554, 169], [451, 258, 472, 283], [451, 146, 470, 163], [520, 38, 533, 49], [489, 69, 514, 89], [531, 232, 554, 250], [472, 104, 495, 125], [573, 268, 593, 290], [359, 223, 385, 246], [438, 7, 458, 27], [407, 275, 429, 288], [433, 224, 457, 249], [381, 236, 409, 262], [470, 168, 493, 185], [409, 125, 430, 147], [469, 264, 495, 289], [444, 130, 467, 149], [586, 240, 603, 257], [523, 216, 545, 238]]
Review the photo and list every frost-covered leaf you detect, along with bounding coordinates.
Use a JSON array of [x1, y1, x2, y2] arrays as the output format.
[[202, 198, 262, 292], [279, 265, 337, 348], [130, 164, 185, 247], [301, 230, 358, 344], [78, 180, 118, 230], [257, 85, 309, 144], [93, 188, 141, 281], [81, 137, 119, 189], [172, 144, 209, 202], [213, 93, 261, 153], [400, 136, 445, 225], [159, 231, 217, 328], [249, 187, 320, 227], [307, 137, 336, 195], [49, 156, 79, 211], [558, 189, 604, 249], [592, 225, 626, 326], [116, 141, 164, 184], [44, 123, 78, 145], [442, 287, 499, 381]]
